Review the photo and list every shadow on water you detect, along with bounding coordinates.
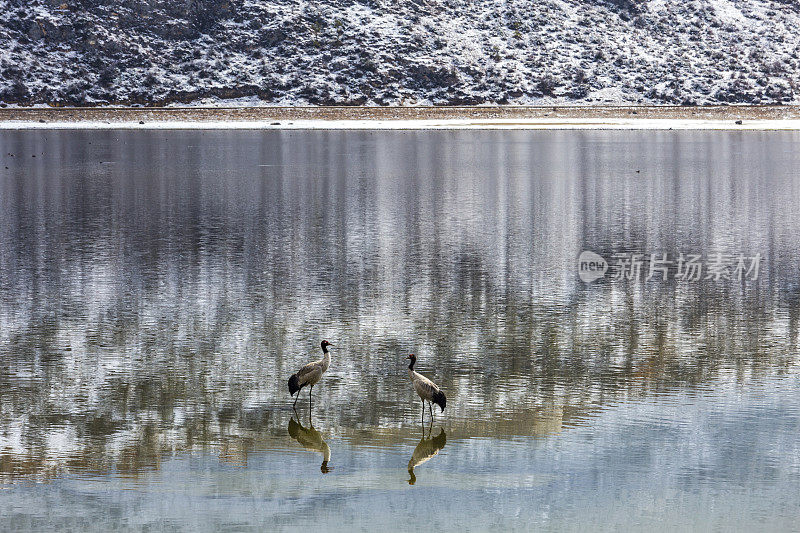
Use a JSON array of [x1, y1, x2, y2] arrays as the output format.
[[287, 416, 332, 474], [407, 427, 447, 485]]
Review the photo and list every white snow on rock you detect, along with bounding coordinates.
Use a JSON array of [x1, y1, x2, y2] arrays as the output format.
[[0, 0, 799, 106]]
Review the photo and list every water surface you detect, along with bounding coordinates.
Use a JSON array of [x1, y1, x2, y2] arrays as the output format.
[[1, 130, 799, 531]]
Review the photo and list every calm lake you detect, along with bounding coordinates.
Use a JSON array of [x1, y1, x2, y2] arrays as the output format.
[[1, 129, 799, 531]]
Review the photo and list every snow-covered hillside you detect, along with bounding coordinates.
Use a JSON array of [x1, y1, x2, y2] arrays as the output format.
[[1, 0, 799, 106]]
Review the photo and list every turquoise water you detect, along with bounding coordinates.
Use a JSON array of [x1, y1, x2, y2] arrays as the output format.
[[1, 130, 799, 531]]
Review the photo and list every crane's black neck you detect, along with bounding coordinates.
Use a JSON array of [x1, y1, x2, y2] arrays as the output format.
[[321, 345, 329, 354], [408, 358, 416, 370]]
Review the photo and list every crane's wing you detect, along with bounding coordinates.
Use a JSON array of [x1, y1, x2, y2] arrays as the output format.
[[295, 359, 321, 380], [413, 372, 440, 397]]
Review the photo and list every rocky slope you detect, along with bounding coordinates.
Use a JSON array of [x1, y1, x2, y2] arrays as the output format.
[[1, 0, 799, 106]]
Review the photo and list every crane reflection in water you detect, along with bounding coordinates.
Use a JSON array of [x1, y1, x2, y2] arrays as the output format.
[[407, 427, 447, 485], [287, 416, 333, 474]]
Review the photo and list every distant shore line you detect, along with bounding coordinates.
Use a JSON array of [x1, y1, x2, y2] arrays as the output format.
[[2, 105, 800, 130]]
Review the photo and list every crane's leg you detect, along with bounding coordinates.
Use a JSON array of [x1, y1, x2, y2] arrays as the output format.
[[309, 384, 314, 411], [293, 391, 299, 408], [421, 400, 425, 426], [428, 401, 434, 421]]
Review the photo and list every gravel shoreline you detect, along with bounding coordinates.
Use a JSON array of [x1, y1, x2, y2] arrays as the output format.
[[2, 106, 800, 128]]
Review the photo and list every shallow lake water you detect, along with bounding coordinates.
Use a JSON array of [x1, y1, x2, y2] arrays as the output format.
[[1, 129, 799, 531]]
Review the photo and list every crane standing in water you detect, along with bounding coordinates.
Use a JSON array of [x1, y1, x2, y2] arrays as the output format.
[[406, 354, 447, 424], [288, 340, 333, 410]]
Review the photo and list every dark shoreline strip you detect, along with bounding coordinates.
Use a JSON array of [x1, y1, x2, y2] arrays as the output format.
[[1, 105, 799, 124]]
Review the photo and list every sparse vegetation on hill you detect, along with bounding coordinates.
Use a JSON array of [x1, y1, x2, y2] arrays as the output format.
[[1, 0, 799, 105]]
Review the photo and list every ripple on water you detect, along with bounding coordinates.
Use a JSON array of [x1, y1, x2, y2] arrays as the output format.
[[1, 130, 800, 529]]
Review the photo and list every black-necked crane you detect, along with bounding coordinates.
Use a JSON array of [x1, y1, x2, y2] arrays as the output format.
[[288, 340, 333, 410], [406, 354, 446, 424], [288, 417, 332, 473], [408, 427, 447, 485]]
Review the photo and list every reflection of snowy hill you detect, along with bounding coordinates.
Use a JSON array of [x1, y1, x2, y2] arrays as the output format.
[[1, 0, 799, 106], [1, 129, 799, 482]]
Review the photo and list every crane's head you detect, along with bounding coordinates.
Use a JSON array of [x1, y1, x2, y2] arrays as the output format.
[[321, 340, 333, 350], [406, 353, 416, 369]]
